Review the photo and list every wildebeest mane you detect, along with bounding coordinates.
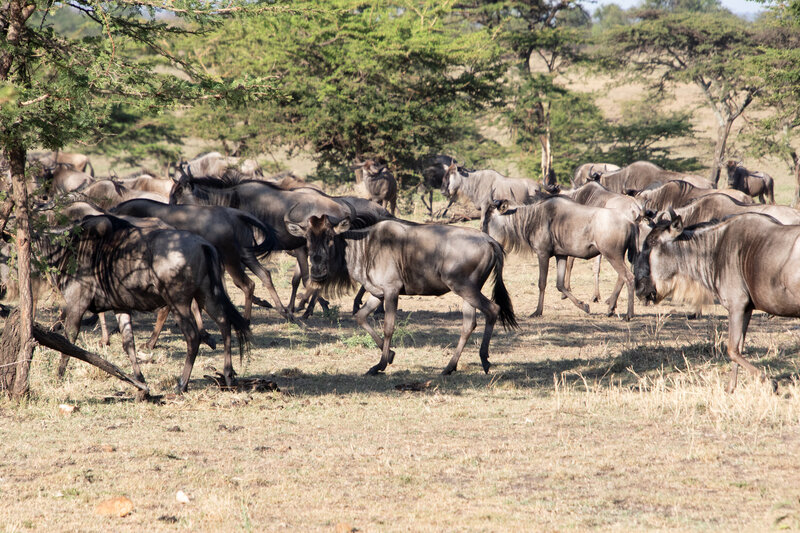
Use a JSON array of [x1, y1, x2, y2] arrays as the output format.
[[314, 230, 360, 298]]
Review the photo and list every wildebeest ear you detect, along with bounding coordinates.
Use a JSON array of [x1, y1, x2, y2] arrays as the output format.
[[624, 189, 637, 197], [285, 222, 306, 237], [497, 200, 510, 214], [333, 218, 350, 234], [670, 215, 683, 234]]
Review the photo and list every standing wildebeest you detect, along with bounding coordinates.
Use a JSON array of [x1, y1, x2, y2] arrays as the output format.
[[635, 180, 753, 212], [441, 163, 543, 224], [726, 160, 775, 204], [178, 152, 262, 179], [111, 199, 280, 321], [560, 181, 644, 303], [591, 161, 713, 193], [352, 159, 398, 215], [419, 154, 458, 216], [286, 215, 517, 375], [572, 163, 620, 188], [29, 151, 94, 176], [483, 197, 637, 320], [634, 212, 800, 392], [40, 215, 251, 393], [78, 179, 167, 208], [669, 194, 800, 227]]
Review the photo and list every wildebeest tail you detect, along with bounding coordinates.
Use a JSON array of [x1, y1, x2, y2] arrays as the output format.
[[490, 241, 518, 330], [626, 223, 638, 264], [234, 210, 278, 260], [202, 244, 251, 358]]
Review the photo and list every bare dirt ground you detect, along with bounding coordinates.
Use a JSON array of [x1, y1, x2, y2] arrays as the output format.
[[2, 209, 800, 531]]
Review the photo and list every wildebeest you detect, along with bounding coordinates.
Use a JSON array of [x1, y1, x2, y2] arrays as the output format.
[[572, 163, 621, 188], [111, 199, 280, 320], [634, 180, 753, 212], [39, 214, 251, 393], [42, 164, 95, 195], [669, 194, 800, 227], [286, 215, 517, 375], [113, 174, 174, 197], [441, 163, 542, 224], [560, 181, 644, 303], [352, 159, 398, 215], [726, 160, 775, 204], [591, 161, 713, 193], [634, 212, 800, 392], [29, 151, 94, 176], [178, 152, 262, 179], [419, 154, 458, 216], [483, 197, 637, 320], [78, 179, 168, 208]]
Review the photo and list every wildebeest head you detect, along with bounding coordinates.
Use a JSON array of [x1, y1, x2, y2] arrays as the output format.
[[481, 199, 514, 245], [168, 169, 195, 205], [634, 210, 684, 303], [441, 162, 467, 197], [285, 214, 350, 282]]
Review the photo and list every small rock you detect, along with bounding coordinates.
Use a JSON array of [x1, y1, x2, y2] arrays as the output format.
[[166, 426, 181, 432], [334, 523, 356, 533], [101, 444, 116, 453], [94, 496, 134, 517], [58, 404, 77, 415], [175, 490, 191, 504]]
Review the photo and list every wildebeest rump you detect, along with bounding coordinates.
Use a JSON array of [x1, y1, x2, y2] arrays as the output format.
[[483, 197, 637, 320], [670, 194, 800, 227], [39, 214, 251, 392], [726, 160, 775, 204], [286, 216, 517, 375], [634, 180, 753, 212], [634, 212, 800, 392], [591, 161, 713, 193], [111, 199, 280, 321]]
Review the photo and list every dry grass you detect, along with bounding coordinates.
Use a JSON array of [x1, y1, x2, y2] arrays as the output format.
[[2, 238, 800, 532]]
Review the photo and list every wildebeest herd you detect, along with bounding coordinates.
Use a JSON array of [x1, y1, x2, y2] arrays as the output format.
[[4, 151, 795, 397]]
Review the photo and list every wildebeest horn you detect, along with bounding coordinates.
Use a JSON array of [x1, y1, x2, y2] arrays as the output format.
[[668, 207, 677, 220]]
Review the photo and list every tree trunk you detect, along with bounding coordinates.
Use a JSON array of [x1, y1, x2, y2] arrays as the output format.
[[709, 120, 733, 188], [6, 144, 34, 398]]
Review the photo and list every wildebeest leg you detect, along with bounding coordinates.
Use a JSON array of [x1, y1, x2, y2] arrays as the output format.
[[146, 306, 170, 350], [288, 250, 309, 313], [443, 301, 477, 375], [242, 257, 290, 318], [56, 308, 85, 378], [174, 305, 201, 393], [224, 258, 256, 321], [725, 304, 761, 393], [555, 255, 590, 314], [191, 300, 217, 349], [352, 286, 367, 314], [355, 294, 387, 352], [561, 256, 574, 299], [531, 254, 549, 317], [99, 312, 110, 346], [445, 287, 500, 375], [366, 292, 399, 375], [604, 254, 634, 321], [593, 256, 603, 303], [115, 312, 149, 400]]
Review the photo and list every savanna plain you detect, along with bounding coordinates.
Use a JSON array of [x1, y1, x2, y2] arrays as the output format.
[[2, 197, 800, 531]]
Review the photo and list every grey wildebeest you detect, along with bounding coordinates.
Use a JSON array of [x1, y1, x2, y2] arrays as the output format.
[[352, 159, 398, 215], [560, 181, 644, 303], [42, 164, 95, 195], [287, 215, 517, 375], [668, 194, 800, 227], [634, 212, 800, 392], [634, 180, 753, 212], [111, 199, 280, 322], [590, 161, 713, 193], [483, 197, 637, 320], [441, 163, 543, 225], [179, 152, 262, 180], [726, 160, 775, 204], [39, 214, 251, 393], [572, 163, 620, 188], [30, 151, 94, 176], [78, 179, 167, 208]]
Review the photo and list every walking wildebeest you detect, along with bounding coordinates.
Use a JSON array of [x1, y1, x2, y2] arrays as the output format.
[[668, 194, 800, 227], [572, 163, 621, 188], [352, 159, 398, 215], [590, 161, 713, 193], [39, 214, 251, 393], [634, 180, 753, 212], [111, 198, 281, 321], [441, 163, 543, 225], [286, 215, 517, 375], [726, 160, 775, 204], [634, 212, 800, 392], [560, 181, 644, 303], [483, 197, 638, 320]]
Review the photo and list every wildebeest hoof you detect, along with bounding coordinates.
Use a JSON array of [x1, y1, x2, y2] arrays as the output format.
[[580, 303, 590, 314], [592, 296, 600, 303], [622, 314, 632, 322], [481, 359, 491, 374], [441, 365, 456, 375], [529, 310, 543, 318], [365, 366, 385, 376], [135, 389, 150, 402], [560, 293, 568, 300]]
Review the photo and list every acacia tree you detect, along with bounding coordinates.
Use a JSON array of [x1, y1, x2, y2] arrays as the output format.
[[599, 10, 764, 186], [0, 1, 270, 397]]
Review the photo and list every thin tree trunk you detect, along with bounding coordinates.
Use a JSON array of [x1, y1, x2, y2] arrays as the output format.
[[710, 120, 733, 188]]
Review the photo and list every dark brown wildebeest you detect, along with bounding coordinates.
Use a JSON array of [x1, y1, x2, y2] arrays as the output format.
[[634, 212, 800, 392], [591, 161, 713, 193], [40, 214, 251, 393], [669, 194, 800, 227], [30, 151, 94, 176], [634, 180, 753, 212], [287, 215, 517, 375], [352, 159, 398, 215], [483, 197, 637, 320], [560, 181, 644, 303], [441, 163, 543, 225], [726, 160, 775, 204], [419, 154, 458, 216], [111, 199, 280, 321], [572, 163, 620, 188]]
